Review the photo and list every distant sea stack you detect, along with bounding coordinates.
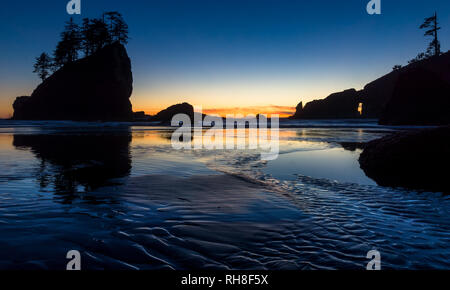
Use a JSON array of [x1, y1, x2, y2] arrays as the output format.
[[13, 42, 133, 121], [132, 103, 203, 123], [291, 51, 450, 125], [151, 103, 194, 123], [292, 89, 361, 119]]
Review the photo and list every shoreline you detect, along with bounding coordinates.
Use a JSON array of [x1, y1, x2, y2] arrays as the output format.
[[0, 118, 437, 130]]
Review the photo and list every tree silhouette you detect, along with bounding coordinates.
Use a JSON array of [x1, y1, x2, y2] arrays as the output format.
[[81, 18, 94, 56], [420, 12, 441, 57], [80, 18, 110, 56], [90, 18, 110, 52], [36, 13, 129, 74], [104, 12, 117, 45], [104, 12, 129, 45], [33, 53, 52, 81], [408, 52, 426, 65], [53, 18, 81, 67]]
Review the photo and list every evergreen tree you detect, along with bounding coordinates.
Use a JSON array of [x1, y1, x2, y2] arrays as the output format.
[[63, 17, 82, 60], [90, 18, 110, 52], [420, 12, 441, 56], [53, 17, 82, 67], [104, 12, 129, 44], [33, 52, 53, 81], [408, 52, 426, 64], [81, 18, 94, 56], [35, 12, 129, 74]]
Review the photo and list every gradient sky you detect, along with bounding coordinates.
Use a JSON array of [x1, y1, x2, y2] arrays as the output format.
[[1, 0, 449, 118]]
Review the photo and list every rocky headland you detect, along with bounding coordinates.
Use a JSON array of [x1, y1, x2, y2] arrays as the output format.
[[291, 51, 450, 126]]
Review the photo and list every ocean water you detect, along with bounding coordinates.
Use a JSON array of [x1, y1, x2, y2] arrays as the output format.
[[0, 120, 448, 270]]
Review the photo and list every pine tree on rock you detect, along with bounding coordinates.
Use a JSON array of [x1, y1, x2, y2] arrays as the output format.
[[33, 53, 53, 81], [420, 12, 441, 57]]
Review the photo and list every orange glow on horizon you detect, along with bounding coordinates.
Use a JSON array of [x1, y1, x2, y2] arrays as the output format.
[[0, 104, 296, 120], [203, 106, 295, 118], [133, 105, 296, 118]]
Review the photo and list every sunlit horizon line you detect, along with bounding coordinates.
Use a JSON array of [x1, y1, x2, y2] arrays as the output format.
[[0, 104, 296, 119], [134, 105, 296, 118]]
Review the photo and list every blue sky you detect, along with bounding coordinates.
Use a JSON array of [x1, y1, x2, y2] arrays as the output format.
[[1, 0, 449, 117]]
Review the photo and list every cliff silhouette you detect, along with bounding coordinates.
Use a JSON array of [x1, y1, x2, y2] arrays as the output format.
[[291, 51, 450, 125], [13, 42, 133, 121]]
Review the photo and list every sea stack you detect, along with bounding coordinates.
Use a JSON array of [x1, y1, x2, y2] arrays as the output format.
[[291, 89, 361, 119], [150, 103, 195, 123], [12, 42, 133, 121]]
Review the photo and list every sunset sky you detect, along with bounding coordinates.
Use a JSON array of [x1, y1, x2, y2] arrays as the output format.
[[1, 0, 449, 118]]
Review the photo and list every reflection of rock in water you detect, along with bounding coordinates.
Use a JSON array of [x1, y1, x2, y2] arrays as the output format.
[[13, 133, 132, 202], [340, 142, 365, 152]]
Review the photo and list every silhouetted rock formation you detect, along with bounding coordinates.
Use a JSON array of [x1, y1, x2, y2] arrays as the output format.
[[291, 52, 450, 124], [12, 96, 32, 119], [358, 68, 409, 119], [291, 102, 303, 119], [292, 89, 361, 119], [150, 102, 195, 123], [359, 126, 450, 193], [367, 52, 450, 121], [379, 67, 450, 125], [12, 42, 133, 121], [133, 111, 152, 121]]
